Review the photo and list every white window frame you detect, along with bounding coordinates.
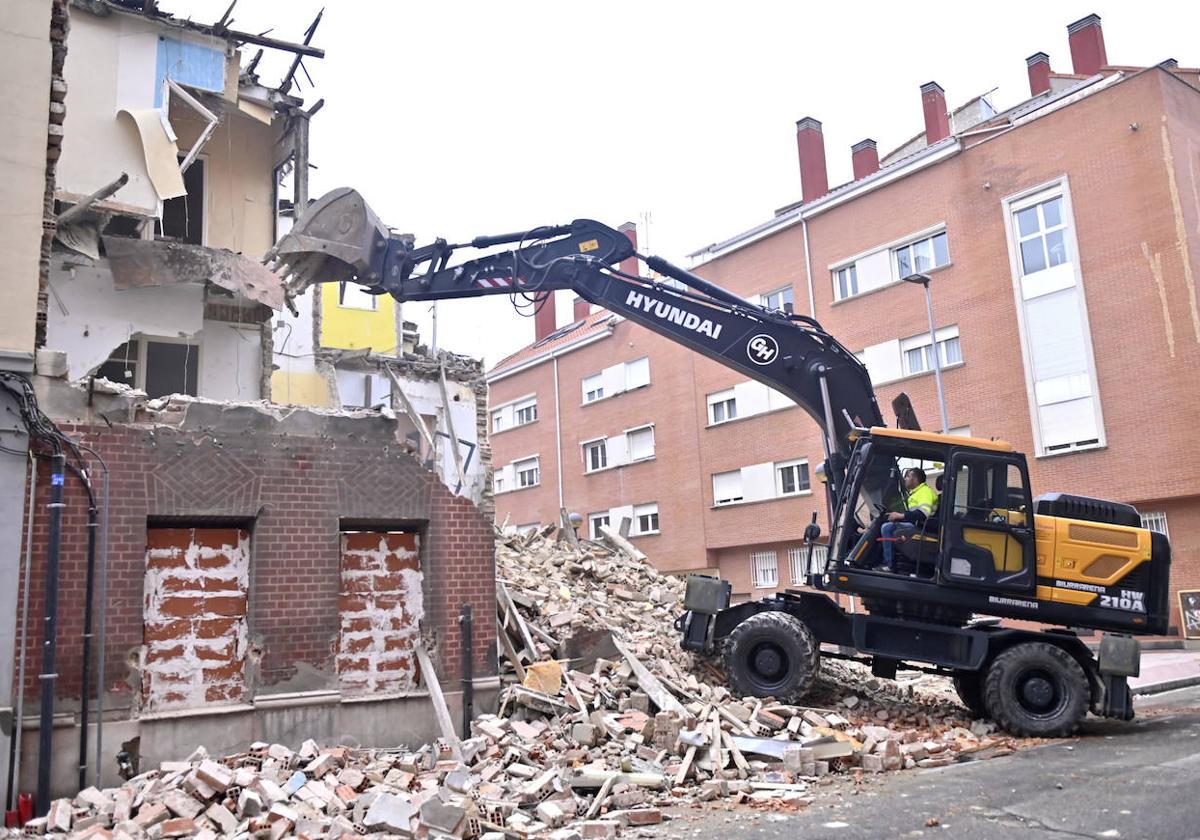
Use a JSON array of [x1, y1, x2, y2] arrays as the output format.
[[893, 230, 950, 279], [1140, 511, 1169, 538], [760, 286, 794, 312], [775, 459, 811, 497], [624, 357, 651, 390], [494, 473, 508, 493], [712, 470, 744, 507], [789, 544, 827, 584], [900, 326, 962, 377], [582, 438, 608, 473], [626, 424, 656, 462], [515, 456, 540, 488], [707, 389, 737, 425], [752, 551, 779, 589], [588, 512, 611, 540], [1001, 177, 1106, 457], [632, 502, 659, 536], [491, 410, 507, 433], [338, 281, 379, 311], [832, 264, 858, 301], [582, 373, 604, 403], [514, 397, 538, 426]]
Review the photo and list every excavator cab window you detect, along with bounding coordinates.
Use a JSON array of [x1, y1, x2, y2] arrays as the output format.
[[938, 453, 1035, 593]]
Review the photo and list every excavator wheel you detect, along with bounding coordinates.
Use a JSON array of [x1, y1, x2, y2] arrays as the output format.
[[983, 642, 1089, 737], [952, 670, 987, 719], [723, 611, 819, 704]]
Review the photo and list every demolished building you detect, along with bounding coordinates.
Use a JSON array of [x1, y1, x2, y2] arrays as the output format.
[[0, 0, 496, 804]]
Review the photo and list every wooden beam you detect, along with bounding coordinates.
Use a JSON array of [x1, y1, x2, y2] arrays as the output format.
[[415, 643, 464, 762]]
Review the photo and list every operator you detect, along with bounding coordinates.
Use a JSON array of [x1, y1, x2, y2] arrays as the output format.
[[880, 467, 937, 573]]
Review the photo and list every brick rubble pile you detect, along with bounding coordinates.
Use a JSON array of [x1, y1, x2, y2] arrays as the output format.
[[19, 528, 1022, 840]]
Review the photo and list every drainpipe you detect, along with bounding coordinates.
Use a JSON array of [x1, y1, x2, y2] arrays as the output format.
[[801, 216, 816, 318], [553, 357, 564, 509], [36, 453, 66, 815]]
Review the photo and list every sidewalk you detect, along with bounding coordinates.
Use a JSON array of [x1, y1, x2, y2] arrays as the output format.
[[1130, 648, 1200, 694]]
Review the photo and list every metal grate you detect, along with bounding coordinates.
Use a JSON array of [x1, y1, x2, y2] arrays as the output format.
[[752, 550, 778, 589]]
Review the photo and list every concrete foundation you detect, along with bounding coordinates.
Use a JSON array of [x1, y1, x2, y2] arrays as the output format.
[[15, 678, 500, 799]]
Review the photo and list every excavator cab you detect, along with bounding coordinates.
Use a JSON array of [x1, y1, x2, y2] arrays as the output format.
[[829, 428, 1036, 594]]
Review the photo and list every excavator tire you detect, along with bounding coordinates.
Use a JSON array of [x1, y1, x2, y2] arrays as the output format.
[[724, 611, 819, 704], [983, 642, 1089, 737], [952, 670, 987, 719]]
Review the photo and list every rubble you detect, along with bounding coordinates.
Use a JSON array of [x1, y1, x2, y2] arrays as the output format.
[[29, 528, 1025, 840]]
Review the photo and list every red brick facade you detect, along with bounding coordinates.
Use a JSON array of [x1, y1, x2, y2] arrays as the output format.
[[489, 60, 1200, 634], [16, 413, 496, 710]]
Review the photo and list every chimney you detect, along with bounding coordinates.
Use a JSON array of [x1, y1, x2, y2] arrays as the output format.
[[795, 117, 829, 203], [533, 292, 556, 342], [1027, 52, 1052, 96], [920, 82, 950, 144], [1068, 14, 1107, 76], [572, 296, 590, 322], [618, 221, 639, 278], [850, 138, 879, 180]]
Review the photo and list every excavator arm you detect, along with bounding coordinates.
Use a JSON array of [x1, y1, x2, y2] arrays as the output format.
[[269, 188, 884, 494]]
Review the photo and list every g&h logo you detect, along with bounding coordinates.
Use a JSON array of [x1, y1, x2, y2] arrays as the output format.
[[747, 334, 779, 365]]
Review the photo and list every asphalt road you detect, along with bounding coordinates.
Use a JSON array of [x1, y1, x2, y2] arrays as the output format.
[[663, 685, 1200, 840]]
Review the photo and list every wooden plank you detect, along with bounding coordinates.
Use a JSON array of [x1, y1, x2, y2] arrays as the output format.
[[437, 362, 469, 492], [674, 745, 697, 786], [598, 523, 646, 562], [721, 729, 749, 778], [385, 367, 437, 454], [560, 507, 580, 547], [497, 583, 538, 659], [415, 643, 464, 762], [497, 622, 527, 683], [612, 636, 686, 716], [584, 775, 616, 820]]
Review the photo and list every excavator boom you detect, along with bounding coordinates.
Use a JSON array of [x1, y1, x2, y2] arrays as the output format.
[[268, 189, 883, 493]]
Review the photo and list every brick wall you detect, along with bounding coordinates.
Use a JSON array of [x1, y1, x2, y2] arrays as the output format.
[[15, 399, 496, 709], [337, 531, 421, 696], [142, 527, 249, 711], [486, 68, 1200, 633]]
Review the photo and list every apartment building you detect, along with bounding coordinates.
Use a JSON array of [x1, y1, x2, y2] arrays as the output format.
[[488, 14, 1200, 635]]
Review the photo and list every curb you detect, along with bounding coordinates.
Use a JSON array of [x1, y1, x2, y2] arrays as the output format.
[[1131, 675, 1200, 696]]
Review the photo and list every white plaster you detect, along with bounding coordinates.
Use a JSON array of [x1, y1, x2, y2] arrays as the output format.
[[272, 288, 318, 378], [58, 13, 163, 212], [142, 531, 250, 711], [45, 255, 203, 380], [198, 320, 261, 401], [338, 536, 423, 695]]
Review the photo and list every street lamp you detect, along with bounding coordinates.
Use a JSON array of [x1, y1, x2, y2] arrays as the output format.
[[902, 272, 950, 433]]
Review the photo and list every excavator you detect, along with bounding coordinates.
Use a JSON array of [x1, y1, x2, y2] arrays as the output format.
[[268, 188, 1172, 737]]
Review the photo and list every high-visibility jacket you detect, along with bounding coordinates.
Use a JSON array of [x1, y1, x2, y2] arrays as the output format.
[[904, 483, 938, 523]]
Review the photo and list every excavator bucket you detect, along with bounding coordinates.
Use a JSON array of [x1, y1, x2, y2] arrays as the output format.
[[265, 187, 391, 298]]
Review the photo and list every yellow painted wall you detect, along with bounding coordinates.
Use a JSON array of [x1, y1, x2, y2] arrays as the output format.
[[320, 291, 399, 352], [171, 101, 277, 259], [270, 369, 334, 407]]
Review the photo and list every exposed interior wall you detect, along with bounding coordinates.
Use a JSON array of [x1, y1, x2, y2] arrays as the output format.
[[271, 288, 335, 406], [321, 290, 400, 352], [198, 320, 262, 401], [45, 253, 204, 380], [0, 0, 52, 356], [56, 12, 164, 213], [170, 99, 278, 258]]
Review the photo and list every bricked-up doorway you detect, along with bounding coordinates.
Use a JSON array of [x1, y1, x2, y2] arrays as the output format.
[[143, 528, 250, 712], [337, 531, 423, 696]]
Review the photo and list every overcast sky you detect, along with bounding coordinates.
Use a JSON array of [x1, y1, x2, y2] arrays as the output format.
[[166, 0, 1197, 367]]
